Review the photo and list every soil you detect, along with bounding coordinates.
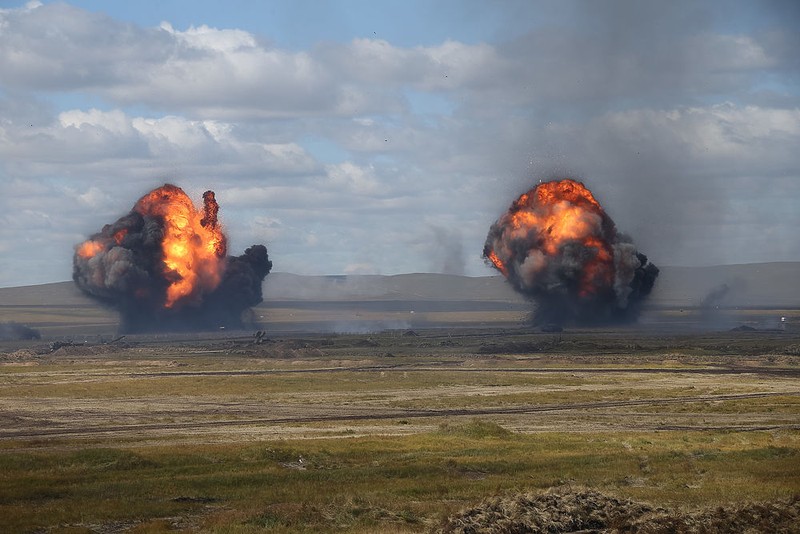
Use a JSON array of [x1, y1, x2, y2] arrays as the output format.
[[438, 486, 800, 533]]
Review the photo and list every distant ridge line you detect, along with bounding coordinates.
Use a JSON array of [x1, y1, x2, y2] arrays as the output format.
[[1, 262, 799, 307]]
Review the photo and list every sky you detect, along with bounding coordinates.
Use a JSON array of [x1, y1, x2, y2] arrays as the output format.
[[0, 0, 799, 287]]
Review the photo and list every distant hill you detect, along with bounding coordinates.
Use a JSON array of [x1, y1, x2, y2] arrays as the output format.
[[262, 272, 521, 302], [0, 281, 95, 307], [264, 263, 800, 308], [649, 262, 800, 308], [2, 262, 799, 308]]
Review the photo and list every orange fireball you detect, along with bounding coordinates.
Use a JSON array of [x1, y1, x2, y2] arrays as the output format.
[[484, 178, 659, 325], [73, 183, 273, 333], [77, 240, 104, 259], [133, 185, 227, 308], [484, 179, 614, 297]]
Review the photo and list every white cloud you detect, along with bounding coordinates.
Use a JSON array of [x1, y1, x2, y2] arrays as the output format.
[[322, 38, 503, 92], [159, 22, 258, 52], [249, 215, 284, 241], [77, 186, 112, 208], [323, 162, 379, 194], [60, 109, 132, 134], [1, 107, 319, 181], [583, 104, 800, 173], [0, 1, 799, 286], [1, 2, 791, 122]]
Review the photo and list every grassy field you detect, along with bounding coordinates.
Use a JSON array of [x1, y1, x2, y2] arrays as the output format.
[[1, 427, 798, 532], [1, 327, 799, 532]]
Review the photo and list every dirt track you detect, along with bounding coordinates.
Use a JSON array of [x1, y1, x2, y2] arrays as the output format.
[[136, 365, 800, 377], [2, 328, 799, 447], [2, 390, 798, 442]]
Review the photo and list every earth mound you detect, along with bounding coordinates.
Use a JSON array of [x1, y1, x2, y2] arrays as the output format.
[[438, 486, 800, 533]]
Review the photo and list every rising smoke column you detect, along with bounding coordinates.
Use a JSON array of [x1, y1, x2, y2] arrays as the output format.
[[483, 178, 658, 325], [73, 184, 272, 333]]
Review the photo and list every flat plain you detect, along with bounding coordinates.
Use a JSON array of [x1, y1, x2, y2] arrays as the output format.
[[1, 269, 799, 532]]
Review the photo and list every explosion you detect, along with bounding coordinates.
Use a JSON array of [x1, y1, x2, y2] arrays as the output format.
[[483, 178, 658, 325], [73, 184, 272, 333]]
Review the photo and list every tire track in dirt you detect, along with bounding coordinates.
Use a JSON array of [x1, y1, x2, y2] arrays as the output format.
[[2, 391, 797, 440], [136, 366, 800, 378]]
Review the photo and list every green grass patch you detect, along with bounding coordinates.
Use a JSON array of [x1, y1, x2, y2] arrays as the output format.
[[1, 429, 798, 532], [436, 419, 514, 439]]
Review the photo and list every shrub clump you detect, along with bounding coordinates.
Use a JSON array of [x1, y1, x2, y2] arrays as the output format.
[[438, 420, 513, 439]]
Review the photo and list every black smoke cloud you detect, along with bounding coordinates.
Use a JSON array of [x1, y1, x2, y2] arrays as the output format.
[[483, 179, 659, 326], [72, 188, 272, 333], [520, 248, 659, 326]]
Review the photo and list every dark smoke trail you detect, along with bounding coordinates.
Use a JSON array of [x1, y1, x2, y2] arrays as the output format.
[[701, 283, 730, 309], [72, 184, 272, 333], [483, 178, 658, 325]]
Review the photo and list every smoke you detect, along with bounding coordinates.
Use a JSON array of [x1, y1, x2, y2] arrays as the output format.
[[73, 184, 272, 333], [0, 322, 41, 341], [701, 283, 731, 309], [428, 225, 466, 275], [483, 178, 658, 325], [697, 281, 745, 330]]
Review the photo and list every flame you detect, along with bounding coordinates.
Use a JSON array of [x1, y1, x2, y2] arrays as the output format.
[[113, 228, 128, 245], [484, 179, 615, 297], [133, 185, 227, 308], [77, 240, 104, 259], [486, 250, 507, 276], [200, 190, 226, 257]]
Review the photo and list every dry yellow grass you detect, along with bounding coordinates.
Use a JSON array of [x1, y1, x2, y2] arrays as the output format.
[[1, 327, 798, 532]]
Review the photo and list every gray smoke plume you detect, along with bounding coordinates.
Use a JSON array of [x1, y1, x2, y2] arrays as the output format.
[[700, 283, 731, 309], [430, 225, 466, 275], [0, 322, 41, 341]]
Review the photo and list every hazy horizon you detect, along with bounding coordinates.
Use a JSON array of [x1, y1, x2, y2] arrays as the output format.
[[3, 259, 800, 290]]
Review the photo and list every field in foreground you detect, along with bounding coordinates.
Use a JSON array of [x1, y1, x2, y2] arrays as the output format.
[[1, 327, 799, 533]]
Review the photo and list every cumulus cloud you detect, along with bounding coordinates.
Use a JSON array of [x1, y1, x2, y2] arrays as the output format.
[[0, 0, 798, 286], [0, 107, 318, 181], [159, 22, 258, 52], [0, 2, 391, 119], [323, 162, 380, 194], [319, 38, 504, 92]]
